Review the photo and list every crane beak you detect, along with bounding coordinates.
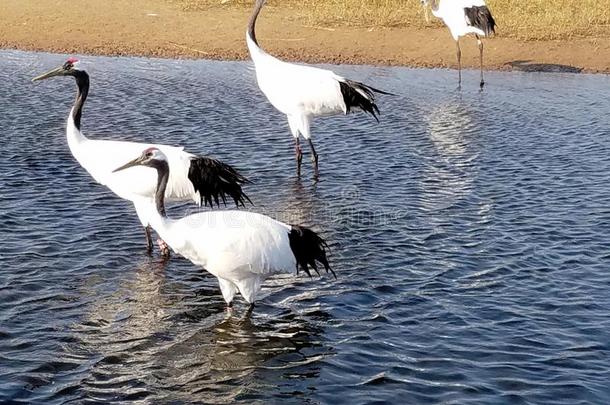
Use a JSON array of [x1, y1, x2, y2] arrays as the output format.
[[113, 156, 144, 173], [32, 66, 65, 82]]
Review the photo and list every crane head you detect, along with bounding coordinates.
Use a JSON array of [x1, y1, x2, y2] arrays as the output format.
[[32, 57, 82, 82], [113, 147, 168, 173]]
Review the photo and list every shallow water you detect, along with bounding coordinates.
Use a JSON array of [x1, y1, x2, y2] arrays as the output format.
[[1, 50, 610, 404]]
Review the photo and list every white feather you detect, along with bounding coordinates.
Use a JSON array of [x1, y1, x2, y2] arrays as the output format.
[[66, 110, 200, 226], [66, 113, 200, 202], [151, 209, 297, 304], [247, 35, 347, 121], [431, 0, 490, 40]]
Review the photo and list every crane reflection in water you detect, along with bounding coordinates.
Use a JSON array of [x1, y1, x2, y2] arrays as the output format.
[[65, 258, 331, 402]]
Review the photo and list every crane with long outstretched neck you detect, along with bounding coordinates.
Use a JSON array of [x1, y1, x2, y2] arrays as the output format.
[[114, 147, 335, 309], [32, 58, 252, 256], [246, 0, 392, 179]]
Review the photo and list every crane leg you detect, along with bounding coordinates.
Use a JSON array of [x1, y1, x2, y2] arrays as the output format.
[[308, 139, 319, 178], [144, 225, 153, 254], [456, 38, 462, 88], [245, 302, 255, 317], [477, 35, 484, 88], [294, 138, 303, 177]]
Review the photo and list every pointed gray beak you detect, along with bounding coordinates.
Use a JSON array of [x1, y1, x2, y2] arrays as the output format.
[[113, 156, 144, 173], [32, 66, 66, 82]]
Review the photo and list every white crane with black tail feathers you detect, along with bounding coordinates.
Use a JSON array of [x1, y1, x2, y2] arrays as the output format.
[[421, 0, 496, 88], [114, 147, 335, 308], [32, 58, 251, 255], [246, 0, 392, 178]]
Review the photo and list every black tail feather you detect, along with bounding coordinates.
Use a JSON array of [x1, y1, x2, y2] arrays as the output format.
[[288, 225, 335, 279], [339, 80, 394, 123], [188, 156, 252, 208], [464, 6, 496, 36]]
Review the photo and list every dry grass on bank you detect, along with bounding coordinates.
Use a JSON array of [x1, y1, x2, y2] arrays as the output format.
[[171, 0, 610, 40]]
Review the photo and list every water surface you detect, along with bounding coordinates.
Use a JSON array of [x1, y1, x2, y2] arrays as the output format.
[[1, 50, 610, 404]]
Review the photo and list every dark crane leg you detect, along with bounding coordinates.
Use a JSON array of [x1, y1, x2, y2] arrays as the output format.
[[294, 138, 303, 177], [245, 302, 255, 317], [476, 35, 485, 88], [144, 225, 153, 254], [307, 139, 319, 179], [456, 38, 462, 89]]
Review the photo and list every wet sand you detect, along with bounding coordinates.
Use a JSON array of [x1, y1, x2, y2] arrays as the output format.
[[1, 0, 608, 73]]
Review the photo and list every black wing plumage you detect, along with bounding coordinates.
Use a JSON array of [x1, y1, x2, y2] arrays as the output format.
[[339, 80, 394, 123], [187, 156, 252, 208], [464, 6, 496, 36], [288, 225, 335, 279]]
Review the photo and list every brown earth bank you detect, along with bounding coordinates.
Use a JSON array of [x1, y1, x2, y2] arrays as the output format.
[[1, 0, 608, 73]]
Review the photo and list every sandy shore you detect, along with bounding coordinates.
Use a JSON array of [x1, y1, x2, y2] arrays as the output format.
[[1, 0, 608, 73]]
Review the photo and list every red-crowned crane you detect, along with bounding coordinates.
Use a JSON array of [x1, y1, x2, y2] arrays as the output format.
[[114, 147, 335, 308], [421, 0, 496, 88], [246, 0, 392, 178], [32, 58, 251, 256]]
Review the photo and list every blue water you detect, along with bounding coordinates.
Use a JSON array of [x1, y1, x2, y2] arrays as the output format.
[[1, 50, 610, 404]]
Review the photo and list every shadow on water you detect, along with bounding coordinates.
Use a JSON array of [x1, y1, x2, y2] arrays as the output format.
[[506, 60, 583, 73]]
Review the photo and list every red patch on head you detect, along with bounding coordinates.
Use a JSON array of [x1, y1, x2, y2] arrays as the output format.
[[66, 57, 79, 64], [143, 147, 159, 154]]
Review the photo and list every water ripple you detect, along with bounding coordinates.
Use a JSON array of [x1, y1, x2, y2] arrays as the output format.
[[1, 50, 610, 403]]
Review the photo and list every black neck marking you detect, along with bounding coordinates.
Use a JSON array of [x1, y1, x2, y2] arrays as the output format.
[[151, 159, 170, 217], [72, 70, 89, 131], [247, 0, 265, 46]]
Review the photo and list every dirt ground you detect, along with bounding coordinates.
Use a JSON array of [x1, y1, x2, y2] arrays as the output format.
[[1, 0, 608, 73]]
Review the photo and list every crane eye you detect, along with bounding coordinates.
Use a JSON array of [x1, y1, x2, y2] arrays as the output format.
[[145, 151, 153, 158]]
